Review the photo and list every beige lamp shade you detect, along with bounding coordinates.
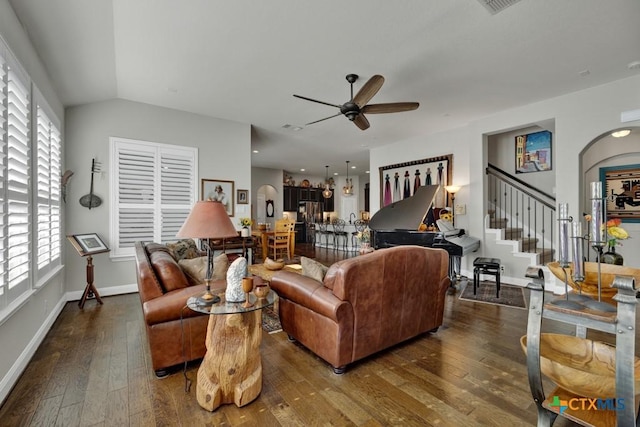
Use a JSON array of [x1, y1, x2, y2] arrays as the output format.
[[177, 200, 238, 239], [444, 185, 461, 195]]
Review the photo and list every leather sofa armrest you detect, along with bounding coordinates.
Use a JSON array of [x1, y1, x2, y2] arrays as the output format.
[[271, 271, 349, 322], [143, 279, 225, 325]]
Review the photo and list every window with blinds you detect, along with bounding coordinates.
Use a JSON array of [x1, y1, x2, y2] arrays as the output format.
[[35, 106, 61, 280], [0, 56, 32, 308], [110, 137, 197, 258]]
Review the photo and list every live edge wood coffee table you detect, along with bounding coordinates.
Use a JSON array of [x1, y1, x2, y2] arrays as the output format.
[[187, 291, 275, 411]]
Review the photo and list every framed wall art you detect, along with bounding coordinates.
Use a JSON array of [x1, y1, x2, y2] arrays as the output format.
[[201, 179, 235, 217], [67, 233, 110, 256], [379, 154, 453, 208], [515, 130, 552, 174], [237, 189, 249, 204], [600, 163, 640, 223]]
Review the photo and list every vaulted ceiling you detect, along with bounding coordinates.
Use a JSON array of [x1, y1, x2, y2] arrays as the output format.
[[9, 0, 640, 177]]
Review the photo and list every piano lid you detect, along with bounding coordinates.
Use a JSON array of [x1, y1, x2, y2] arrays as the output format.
[[369, 185, 440, 231]]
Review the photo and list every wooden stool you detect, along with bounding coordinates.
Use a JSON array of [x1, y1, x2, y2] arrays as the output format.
[[473, 257, 501, 298]]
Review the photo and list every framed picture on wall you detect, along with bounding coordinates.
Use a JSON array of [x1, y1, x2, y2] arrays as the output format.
[[201, 179, 235, 217], [237, 189, 249, 204], [515, 130, 552, 173], [600, 163, 640, 223]]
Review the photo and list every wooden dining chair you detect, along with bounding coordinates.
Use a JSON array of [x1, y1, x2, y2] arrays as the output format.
[[267, 219, 295, 259]]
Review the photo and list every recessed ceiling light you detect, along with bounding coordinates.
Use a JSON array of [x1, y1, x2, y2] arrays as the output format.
[[300, 168, 305, 172], [252, 150, 259, 153], [612, 129, 631, 138], [333, 172, 339, 176], [282, 124, 303, 131], [366, 170, 370, 174]]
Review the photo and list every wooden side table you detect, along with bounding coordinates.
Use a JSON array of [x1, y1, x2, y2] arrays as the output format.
[[187, 291, 275, 411]]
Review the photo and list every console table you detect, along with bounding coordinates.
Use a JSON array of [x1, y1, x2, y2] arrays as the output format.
[[187, 292, 275, 411]]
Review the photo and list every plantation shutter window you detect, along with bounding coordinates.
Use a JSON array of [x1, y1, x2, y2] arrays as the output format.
[[35, 104, 62, 280], [0, 56, 32, 310], [110, 138, 197, 258]]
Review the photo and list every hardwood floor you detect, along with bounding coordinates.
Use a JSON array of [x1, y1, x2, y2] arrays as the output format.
[[0, 244, 634, 426]]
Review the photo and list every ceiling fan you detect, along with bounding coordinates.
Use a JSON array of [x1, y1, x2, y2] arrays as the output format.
[[293, 74, 419, 131]]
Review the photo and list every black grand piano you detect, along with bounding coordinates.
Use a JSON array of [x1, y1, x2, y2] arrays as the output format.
[[368, 185, 480, 282]]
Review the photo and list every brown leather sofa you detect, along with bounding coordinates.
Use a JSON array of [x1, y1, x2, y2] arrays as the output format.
[[270, 245, 450, 374], [134, 241, 226, 376]]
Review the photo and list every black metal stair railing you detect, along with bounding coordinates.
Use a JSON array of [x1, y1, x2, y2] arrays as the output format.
[[486, 164, 556, 263]]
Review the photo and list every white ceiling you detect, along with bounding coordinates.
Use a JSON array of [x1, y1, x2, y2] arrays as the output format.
[[9, 0, 640, 177]]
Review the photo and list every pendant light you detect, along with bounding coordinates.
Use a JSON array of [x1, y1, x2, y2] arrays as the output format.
[[322, 165, 333, 199], [343, 160, 353, 196]]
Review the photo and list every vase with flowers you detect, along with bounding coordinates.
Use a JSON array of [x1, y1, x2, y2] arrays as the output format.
[[356, 227, 373, 254], [239, 218, 252, 237], [602, 218, 628, 265]]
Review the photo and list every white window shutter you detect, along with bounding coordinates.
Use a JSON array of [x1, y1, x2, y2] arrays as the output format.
[[111, 138, 197, 258], [2, 67, 31, 304]]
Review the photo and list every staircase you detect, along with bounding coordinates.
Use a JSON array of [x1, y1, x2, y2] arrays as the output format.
[[483, 165, 558, 289], [488, 213, 554, 264]]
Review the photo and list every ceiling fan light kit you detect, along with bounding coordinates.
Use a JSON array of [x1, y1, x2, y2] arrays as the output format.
[[293, 73, 419, 131]]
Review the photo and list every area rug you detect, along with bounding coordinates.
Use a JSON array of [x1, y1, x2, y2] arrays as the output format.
[[459, 280, 527, 309], [262, 306, 282, 334]]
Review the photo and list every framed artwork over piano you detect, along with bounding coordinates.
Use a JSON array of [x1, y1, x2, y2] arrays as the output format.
[[379, 154, 453, 208]]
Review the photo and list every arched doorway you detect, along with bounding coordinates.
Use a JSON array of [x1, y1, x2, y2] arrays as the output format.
[[580, 127, 640, 260], [256, 184, 277, 230]]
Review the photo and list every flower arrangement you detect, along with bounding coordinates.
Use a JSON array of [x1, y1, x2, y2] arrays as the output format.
[[239, 218, 252, 228], [605, 218, 629, 247], [356, 228, 371, 243]]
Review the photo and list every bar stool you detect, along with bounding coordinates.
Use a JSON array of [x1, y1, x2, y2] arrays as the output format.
[[351, 219, 367, 252], [332, 219, 348, 251], [473, 257, 501, 298], [317, 222, 332, 248]]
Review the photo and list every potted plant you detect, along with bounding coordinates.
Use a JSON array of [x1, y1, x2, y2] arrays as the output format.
[[239, 218, 252, 237]]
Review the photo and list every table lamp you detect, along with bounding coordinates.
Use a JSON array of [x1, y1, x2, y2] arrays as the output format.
[[177, 200, 238, 305]]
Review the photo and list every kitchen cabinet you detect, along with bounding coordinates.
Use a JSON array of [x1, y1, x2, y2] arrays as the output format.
[[284, 185, 334, 212], [283, 186, 299, 211]]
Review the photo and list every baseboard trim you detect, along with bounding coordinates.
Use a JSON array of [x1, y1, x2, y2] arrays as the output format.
[[0, 296, 66, 405], [65, 283, 139, 302]]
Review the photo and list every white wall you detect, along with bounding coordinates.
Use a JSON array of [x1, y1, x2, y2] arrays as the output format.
[[0, 0, 66, 404], [487, 123, 556, 195], [371, 75, 640, 280], [64, 98, 251, 294]]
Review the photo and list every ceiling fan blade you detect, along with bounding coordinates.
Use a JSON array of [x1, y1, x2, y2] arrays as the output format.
[[293, 94, 341, 109], [306, 112, 342, 126], [353, 75, 384, 108], [362, 102, 420, 114], [353, 114, 370, 131]]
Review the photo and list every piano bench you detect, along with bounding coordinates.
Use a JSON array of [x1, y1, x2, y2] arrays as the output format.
[[473, 257, 501, 298]]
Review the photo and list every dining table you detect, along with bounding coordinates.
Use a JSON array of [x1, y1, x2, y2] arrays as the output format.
[[251, 229, 296, 261]]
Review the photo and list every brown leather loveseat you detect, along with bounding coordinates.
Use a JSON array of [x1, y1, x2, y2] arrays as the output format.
[[270, 245, 450, 374], [134, 241, 226, 377]]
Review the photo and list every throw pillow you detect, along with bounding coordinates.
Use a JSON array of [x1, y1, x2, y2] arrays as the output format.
[[166, 239, 200, 261], [179, 256, 207, 285], [301, 256, 328, 283], [212, 253, 230, 280], [179, 253, 230, 285]]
